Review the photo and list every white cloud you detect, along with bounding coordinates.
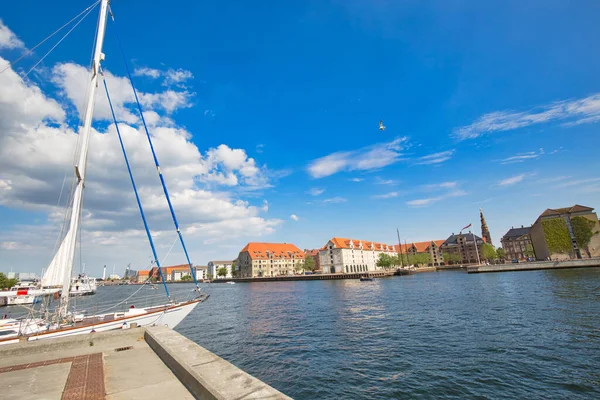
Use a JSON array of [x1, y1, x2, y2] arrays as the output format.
[[348, 178, 364, 182], [372, 192, 399, 199], [497, 174, 525, 186], [556, 177, 600, 188], [0, 58, 65, 131], [52, 63, 193, 123], [133, 67, 161, 79], [423, 181, 457, 190], [0, 20, 24, 49], [290, 214, 299, 221], [497, 148, 546, 164], [0, 49, 279, 271], [406, 182, 466, 207], [537, 175, 571, 184], [320, 197, 347, 204], [454, 93, 600, 140], [164, 68, 194, 86], [415, 150, 455, 165], [307, 137, 408, 178], [200, 144, 269, 188], [374, 177, 399, 185], [307, 188, 325, 196], [406, 190, 466, 207], [133, 67, 193, 88]]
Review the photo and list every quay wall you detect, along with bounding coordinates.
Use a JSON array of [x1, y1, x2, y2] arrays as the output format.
[[0, 326, 293, 400], [467, 258, 600, 274], [213, 270, 395, 283], [145, 326, 292, 399]]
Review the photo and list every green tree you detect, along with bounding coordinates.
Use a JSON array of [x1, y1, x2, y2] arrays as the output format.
[[523, 244, 535, 258], [376, 253, 394, 269], [442, 252, 461, 264], [303, 256, 316, 272], [480, 243, 496, 261], [571, 216, 596, 258], [0, 272, 18, 289], [180, 274, 193, 282], [407, 253, 431, 266], [496, 248, 506, 259], [231, 261, 238, 277], [217, 267, 228, 278], [542, 219, 573, 255]]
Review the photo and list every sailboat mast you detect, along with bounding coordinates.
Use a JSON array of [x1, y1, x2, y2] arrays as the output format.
[[57, 0, 110, 319]]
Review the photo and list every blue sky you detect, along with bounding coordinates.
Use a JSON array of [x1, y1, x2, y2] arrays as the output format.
[[1, 0, 600, 275]]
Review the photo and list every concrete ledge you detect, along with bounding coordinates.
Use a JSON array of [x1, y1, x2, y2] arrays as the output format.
[[145, 326, 292, 400], [0, 327, 145, 357], [467, 258, 600, 273]]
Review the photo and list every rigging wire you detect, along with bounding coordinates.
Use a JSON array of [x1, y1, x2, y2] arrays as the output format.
[[101, 71, 171, 299], [0, 0, 100, 76], [20, 3, 99, 79], [108, 7, 200, 289]]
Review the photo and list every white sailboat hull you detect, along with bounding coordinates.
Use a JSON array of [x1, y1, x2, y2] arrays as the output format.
[[4, 294, 42, 306], [0, 298, 203, 345]]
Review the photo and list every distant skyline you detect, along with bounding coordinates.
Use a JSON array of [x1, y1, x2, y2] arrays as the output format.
[[1, 1, 600, 276]]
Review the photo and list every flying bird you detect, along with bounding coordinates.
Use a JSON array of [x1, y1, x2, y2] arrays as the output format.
[[379, 120, 386, 131]]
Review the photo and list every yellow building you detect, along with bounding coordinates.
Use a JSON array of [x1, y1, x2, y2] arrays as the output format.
[[238, 243, 305, 278]]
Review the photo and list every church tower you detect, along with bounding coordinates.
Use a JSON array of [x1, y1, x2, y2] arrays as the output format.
[[480, 208, 492, 245]]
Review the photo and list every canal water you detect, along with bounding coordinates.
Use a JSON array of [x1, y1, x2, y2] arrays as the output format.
[[4, 269, 599, 399]]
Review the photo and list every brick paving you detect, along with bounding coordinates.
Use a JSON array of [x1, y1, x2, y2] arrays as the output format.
[[0, 353, 106, 399]]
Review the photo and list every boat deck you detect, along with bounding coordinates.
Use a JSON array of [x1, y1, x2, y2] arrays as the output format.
[[0, 328, 194, 399]]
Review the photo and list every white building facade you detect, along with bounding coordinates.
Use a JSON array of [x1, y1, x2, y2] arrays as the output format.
[[194, 266, 208, 281], [319, 238, 398, 274], [208, 261, 234, 279]]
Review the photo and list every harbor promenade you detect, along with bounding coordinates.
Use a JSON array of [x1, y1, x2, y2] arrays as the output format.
[[0, 326, 292, 400], [467, 258, 600, 273]]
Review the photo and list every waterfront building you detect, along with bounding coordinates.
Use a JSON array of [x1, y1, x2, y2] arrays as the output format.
[[303, 249, 321, 272], [194, 266, 208, 281], [237, 243, 305, 278], [440, 232, 485, 264], [404, 240, 446, 266], [319, 237, 398, 274], [480, 208, 493, 245], [149, 264, 193, 282], [6, 272, 38, 281], [530, 204, 600, 260], [500, 226, 534, 261], [208, 260, 235, 279], [137, 270, 150, 283]]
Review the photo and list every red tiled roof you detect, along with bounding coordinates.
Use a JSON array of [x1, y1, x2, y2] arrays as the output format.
[[324, 237, 397, 251], [241, 242, 305, 260]]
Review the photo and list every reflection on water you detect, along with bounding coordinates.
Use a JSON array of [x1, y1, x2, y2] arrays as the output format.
[[5, 269, 599, 399]]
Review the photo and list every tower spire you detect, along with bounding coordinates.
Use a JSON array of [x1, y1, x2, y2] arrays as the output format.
[[480, 208, 492, 245]]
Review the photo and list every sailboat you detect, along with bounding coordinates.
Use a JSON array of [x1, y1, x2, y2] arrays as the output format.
[[0, 0, 208, 344]]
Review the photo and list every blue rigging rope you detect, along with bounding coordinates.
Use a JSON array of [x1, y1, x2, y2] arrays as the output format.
[[102, 75, 170, 299], [108, 8, 200, 288]]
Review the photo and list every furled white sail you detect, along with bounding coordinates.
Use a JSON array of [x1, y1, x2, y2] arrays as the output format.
[[41, 225, 77, 287]]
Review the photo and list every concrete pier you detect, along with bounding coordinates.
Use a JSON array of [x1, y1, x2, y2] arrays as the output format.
[[0, 327, 292, 400], [467, 258, 600, 273]]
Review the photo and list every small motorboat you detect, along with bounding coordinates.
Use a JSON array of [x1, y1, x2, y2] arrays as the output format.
[[227, 281, 236, 285], [359, 275, 374, 282]]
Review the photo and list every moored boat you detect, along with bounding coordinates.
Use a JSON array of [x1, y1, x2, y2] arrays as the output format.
[[1, 0, 208, 344]]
